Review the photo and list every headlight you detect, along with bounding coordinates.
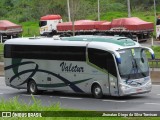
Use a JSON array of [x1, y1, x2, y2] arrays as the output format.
[[120, 84, 130, 90], [147, 82, 151, 86], [145, 81, 152, 89]]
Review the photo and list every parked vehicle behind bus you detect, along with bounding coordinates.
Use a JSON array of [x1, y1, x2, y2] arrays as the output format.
[[4, 35, 155, 98], [39, 14, 153, 41]]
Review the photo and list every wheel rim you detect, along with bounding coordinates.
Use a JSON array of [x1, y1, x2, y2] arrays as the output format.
[[30, 82, 36, 93], [95, 87, 101, 96]]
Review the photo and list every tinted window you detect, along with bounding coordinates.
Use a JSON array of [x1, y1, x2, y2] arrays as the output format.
[[156, 18, 160, 25], [4, 45, 86, 61], [39, 21, 47, 27], [88, 48, 117, 77]]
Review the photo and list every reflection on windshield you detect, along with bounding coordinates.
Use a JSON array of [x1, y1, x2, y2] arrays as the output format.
[[118, 48, 149, 79]]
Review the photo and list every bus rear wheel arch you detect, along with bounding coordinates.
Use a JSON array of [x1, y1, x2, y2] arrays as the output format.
[[91, 83, 103, 99]]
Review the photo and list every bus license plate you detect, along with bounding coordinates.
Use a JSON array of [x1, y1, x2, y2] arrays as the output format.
[[136, 89, 142, 92]]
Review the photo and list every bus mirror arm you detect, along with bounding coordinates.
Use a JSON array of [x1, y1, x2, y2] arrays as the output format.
[[151, 54, 155, 60], [116, 57, 121, 64], [141, 47, 155, 60]]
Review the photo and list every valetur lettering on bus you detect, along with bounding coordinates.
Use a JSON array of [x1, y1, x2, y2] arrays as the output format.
[[60, 62, 84, 72]]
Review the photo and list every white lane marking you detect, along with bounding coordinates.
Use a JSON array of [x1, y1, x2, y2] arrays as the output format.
[[21, 94, 40, 97], [102, 100, 126, 103], [145, 103, 160, 105], [60, 97, 82, 100], [157, 94, 160, 96], [0, 93, 3, 95], [50, 96, 53, 98], [152, 85, 160, 87]]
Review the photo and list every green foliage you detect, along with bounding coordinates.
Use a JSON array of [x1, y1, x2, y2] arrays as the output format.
[[0, 44, 4, 53], [0, 0, 159, 22], [151, 46, 160, 58], [0, 0, 68, 22], [146, 46, 160, 59], [0, 0, 159, 37], [20, 21, 40, 37], [100, 12, 128, 21], [0, 96, 61, 111], [0, 96, 160, 119]]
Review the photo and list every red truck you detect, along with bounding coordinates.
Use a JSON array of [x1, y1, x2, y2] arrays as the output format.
[[0, 20, 22, 41], [39, 15, 154, 41]]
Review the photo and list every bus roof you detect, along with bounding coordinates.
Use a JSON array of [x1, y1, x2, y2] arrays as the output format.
[[61, 35, 137, 47], [4, 35, 140, 51]]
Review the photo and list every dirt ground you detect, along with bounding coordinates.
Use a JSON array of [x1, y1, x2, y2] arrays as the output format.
[[150, 71, 160, 83]]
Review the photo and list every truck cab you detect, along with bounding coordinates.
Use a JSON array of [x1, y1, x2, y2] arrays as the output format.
[[39, 14, 62, 36]]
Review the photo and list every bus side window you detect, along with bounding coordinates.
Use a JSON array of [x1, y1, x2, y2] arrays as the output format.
[[88, 48, 117, 77], [4, 45, 86, 61], [4, 45, 12, 58]]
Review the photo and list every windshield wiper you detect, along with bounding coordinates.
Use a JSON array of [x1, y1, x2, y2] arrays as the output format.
[[126, 59, 136, 83], [134, 59, 147, 77], [126, 58, 147, 84]]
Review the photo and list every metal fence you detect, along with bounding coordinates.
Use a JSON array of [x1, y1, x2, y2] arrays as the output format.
[[0, 53, 3, 62], [148, 58, 160, 71]]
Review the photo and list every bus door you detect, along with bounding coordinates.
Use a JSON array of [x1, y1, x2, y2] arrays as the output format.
[[106, 53, 119, 96]]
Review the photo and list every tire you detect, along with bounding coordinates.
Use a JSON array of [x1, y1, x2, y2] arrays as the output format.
[[27, 80, 38, 95], [92, 84, 103, 99]]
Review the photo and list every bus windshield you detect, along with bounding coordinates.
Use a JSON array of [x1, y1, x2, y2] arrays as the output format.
[[117, 48, 149, 80]]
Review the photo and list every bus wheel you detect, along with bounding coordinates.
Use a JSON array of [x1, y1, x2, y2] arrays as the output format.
[[28, 80, 38, 95], [92, 84, 103, 99]]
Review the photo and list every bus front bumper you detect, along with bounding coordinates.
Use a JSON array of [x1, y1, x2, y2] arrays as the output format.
[[119, 81, 152, 96]]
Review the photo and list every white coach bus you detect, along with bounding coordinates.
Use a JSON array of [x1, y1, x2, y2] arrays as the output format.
[[4, 35, 155, 98]]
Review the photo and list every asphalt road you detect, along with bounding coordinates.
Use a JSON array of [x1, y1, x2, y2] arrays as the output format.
[[0, 77, 160, 111], [140, 39, 160, 47]]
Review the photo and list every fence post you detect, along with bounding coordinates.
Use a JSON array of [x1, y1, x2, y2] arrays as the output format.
[[28, 28, 30, 35], [151, 37, 154, 46], [136, 36, 138, 43], [0, 35, 2, 43], [152, 61, 154, 71]]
